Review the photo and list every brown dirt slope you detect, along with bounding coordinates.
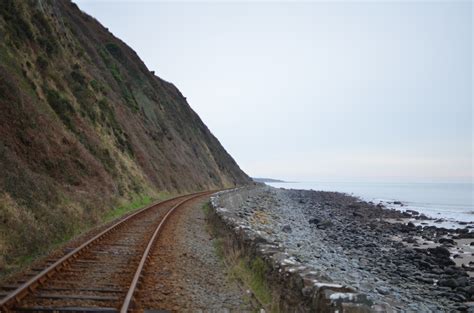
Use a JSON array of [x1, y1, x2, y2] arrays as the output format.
[[0, 0, 250, 274]]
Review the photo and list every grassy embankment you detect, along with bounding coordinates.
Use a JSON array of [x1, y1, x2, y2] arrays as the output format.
[[202, 202, 277, 312], [0, 191, 171, 280]]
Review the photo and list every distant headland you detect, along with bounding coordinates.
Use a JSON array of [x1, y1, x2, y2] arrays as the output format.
[[252, 177, 287, 183]]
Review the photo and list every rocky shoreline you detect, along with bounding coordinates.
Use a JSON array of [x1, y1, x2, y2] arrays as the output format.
[[215, 185, 473, 312]]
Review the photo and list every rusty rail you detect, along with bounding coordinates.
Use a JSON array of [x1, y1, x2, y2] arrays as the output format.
[[120, 191, 213, 313], [0, 190, 213, 312]]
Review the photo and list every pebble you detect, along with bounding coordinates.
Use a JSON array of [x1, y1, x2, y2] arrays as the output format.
[[216, 186, 474, 311]]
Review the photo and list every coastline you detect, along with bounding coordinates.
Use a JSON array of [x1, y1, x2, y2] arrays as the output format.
[[215, 184, 473, 311], [267, 181, 474, 227]]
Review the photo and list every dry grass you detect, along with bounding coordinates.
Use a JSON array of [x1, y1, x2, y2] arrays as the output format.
[[250, 210, 270, 225], [0, 193, 44, 272], [0, 190, 166, 278]]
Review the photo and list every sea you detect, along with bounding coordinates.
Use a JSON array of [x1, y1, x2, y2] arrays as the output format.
[[266, 181, 474, 226]]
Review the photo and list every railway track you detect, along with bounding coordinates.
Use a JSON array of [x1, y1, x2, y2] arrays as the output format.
[[0, 191, 215, 313]]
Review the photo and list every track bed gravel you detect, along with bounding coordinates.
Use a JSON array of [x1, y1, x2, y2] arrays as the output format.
[[137, 196, 252, 312]]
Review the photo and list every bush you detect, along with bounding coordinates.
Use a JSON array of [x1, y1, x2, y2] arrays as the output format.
[[70, 69, 86, 86], [0, 0, 33, 45], [36, 55, 48, 71], [0, 193, 44, 271], [32, 11, 52, 34], [105, 42, 124, 62], [110, 64, 122, 82], [37, 36, 58, 56], [46, 89, 75, 130], [97, 47, 138, 113], [89, 79, 104, 93], [0, 76, 8, 100]]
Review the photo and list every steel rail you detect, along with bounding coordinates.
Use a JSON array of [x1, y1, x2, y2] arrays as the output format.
[[119, 191, 213, 313], [0, 191, 209, 312]]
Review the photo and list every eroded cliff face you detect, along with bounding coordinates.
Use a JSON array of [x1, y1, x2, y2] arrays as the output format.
[[0, 0, 249, 272]]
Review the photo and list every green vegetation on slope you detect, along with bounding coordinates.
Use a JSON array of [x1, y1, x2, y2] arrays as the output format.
[[0, 0, 250, 276], [104, 192, 171, 221], [0, 191, 169, 277], [230, 258, 274, 310], [202, 202, 275, 312]]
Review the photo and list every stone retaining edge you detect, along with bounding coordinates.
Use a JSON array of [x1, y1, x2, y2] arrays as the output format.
[[210, 189, 392, 313]]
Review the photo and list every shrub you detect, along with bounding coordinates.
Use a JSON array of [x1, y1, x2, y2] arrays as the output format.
[[37, 36, 58, 56], [70, 69, 86, 86], [89, 79, 102, 92], [110, 65, 122, 82], [97, 47, 138, 113], [98, 47, 112, 67], [0, 76, 8, 99], [0, 193, 44, 267], [0, 0, 34, 45], [32, 11, 52, 34], [36, 55, 48, 71], [105, 42, 124, 62], [46, 89, 75, 130]]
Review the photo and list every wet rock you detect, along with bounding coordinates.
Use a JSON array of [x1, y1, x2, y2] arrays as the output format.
[[428, 246, 450, 258], [465, 285, 474, 297], [458, 232, 474, 239], [438, 278, 458, 288], [418, 260, 433, 270], [444, 266, 460, 275], [438, 238, 455, 245], [347, 203, 362, 209], [450, 293, 466, 302], [455, 277, 469, 287], [405, 237, 418, 244], [416, 276, 434, 284]]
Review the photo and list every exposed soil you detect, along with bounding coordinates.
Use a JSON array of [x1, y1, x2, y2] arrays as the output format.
[[137, 195, 252, 312]]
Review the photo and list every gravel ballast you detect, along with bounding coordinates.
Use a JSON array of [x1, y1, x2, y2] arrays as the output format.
[[138, 196, 253, 312]]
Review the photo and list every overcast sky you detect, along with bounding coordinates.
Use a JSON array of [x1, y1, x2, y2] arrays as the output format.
[[75, 0, 472, 183]]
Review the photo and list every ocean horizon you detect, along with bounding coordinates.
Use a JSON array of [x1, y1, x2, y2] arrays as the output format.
[[266, 181, 474, 224]]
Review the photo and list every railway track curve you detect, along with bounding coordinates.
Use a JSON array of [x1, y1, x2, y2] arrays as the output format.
[[0, 190, 215, 313]]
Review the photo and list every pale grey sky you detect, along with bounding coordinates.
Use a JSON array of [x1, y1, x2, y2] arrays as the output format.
[[75, 0, 472, 182]]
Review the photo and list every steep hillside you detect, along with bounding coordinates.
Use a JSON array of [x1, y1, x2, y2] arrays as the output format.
[[0, 0, 250, 273]]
